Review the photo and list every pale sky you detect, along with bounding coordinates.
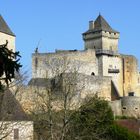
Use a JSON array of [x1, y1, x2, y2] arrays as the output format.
[[1, 0, 140, 76]]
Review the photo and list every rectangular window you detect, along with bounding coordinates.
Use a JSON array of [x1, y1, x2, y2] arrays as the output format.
[[14, 129, 19, 140]]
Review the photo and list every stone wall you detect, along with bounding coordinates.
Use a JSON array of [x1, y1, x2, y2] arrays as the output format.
[[76, 74, 112, 101], [98, 54, 123, 96], [122, 55, 139, 96], [121, 96, 140, 118], [15, 74, 112, 114], [109, 100, 122, 116], [0, 32, 15, 52], [14, 86, 43, 114], [83, 30, 119, 51], [32, 49, 98, 79], [101, 31, 119, 52], [0, 121, 33, 140]]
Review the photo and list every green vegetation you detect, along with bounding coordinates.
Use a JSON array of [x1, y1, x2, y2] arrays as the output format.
[[68, 96, 114, 140], [31, 96, 140, 140], [108, 123, 140, 140], [115, 115, 136, 120], [0, 41, 21, 90], [68, 97, 140, 140]]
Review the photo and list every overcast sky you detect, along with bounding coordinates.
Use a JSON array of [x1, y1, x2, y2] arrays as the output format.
[[1, 0, 140, 76]]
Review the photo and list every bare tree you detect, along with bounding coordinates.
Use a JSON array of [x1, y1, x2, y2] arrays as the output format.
[[0, 70, 32, 139], [30, 56, 85, 140]]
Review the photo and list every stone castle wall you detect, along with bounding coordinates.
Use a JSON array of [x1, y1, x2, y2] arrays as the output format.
[[15, 74, 112, 114], [32, 48, 140, 98], [98, 54, 124, 96], [32, 49, 98, 79], [13, 14, 140, 118], [122, 55, 139, 96], [121, 96, 140, 118], [83, 30, 119, 51], [109, 100, 122, 116], [102, 31, 119, 52], [109, 96, 140, 118], [69, 74, 112, 101]]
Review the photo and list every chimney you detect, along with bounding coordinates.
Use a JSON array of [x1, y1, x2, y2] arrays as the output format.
[[89, 20, 94, 30]]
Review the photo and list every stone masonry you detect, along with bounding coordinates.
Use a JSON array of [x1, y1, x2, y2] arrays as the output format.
[[1, 14, 140, 122], [30, 14, 140, 117]]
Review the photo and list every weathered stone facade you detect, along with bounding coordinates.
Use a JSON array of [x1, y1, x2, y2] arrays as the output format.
[[121, 96, 140, 118], [0, 15, 34, 140], [1, 13, 140, 126], [0, 15, 15, 51], [0, 121, 34, 140], [30, 14, 140, 118], [32, 49, 98, 78], [31, 14, 140, 98]]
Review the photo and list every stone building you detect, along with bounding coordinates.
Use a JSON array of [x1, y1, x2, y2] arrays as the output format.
[[0, 15, 15, 52], [31, 14, 140, 118], [1, 14, 140, 139], [0, 15, 34, 140]]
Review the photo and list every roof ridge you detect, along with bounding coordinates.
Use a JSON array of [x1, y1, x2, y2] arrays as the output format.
[[0, 15, 15, 36], [94, 14, 117, 32], [83, 14, 119, 35]]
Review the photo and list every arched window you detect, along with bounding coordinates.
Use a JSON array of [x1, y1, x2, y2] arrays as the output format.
[[91, 72, 95, 76], [122, 107, 127, 110]]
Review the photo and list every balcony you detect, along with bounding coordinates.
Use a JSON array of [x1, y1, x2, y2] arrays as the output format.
[[96, 49, 118, 56], [108, 69, 120, 73]]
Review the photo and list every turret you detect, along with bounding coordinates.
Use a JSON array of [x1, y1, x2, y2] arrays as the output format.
[[83, 14, 120, 55], [0, 15, 15, 52]]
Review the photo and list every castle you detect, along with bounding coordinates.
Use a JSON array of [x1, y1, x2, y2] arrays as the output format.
[[30, 14, 140, 117], [1, 14, 140, 139]]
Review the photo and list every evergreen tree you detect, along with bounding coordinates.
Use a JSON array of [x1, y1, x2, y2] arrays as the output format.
[[0, 41, 22, 90]]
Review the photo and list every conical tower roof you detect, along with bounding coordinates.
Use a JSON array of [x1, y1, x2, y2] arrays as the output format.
[[83, 14, 119, 35], [0, 15, 15, 36]]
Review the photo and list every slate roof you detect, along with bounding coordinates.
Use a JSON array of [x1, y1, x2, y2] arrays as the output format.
[[83, 14, 119, 35], [0, 15, 15, 36], [0, 89, 28, 121]]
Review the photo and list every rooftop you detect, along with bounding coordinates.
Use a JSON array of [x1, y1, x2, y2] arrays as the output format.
[[83, 14, 119, 35], [0, 15, 15, 36]]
